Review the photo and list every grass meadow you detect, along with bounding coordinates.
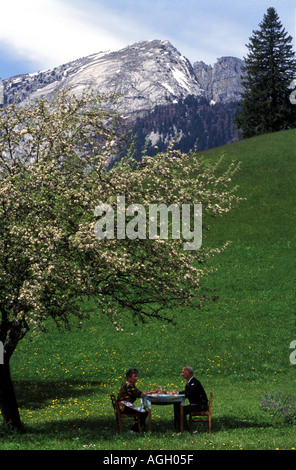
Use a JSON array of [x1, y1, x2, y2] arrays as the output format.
[[1, 129, 296, 451]]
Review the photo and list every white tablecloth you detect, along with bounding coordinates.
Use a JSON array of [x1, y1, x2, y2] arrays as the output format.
[[143, 393, 185, 409]]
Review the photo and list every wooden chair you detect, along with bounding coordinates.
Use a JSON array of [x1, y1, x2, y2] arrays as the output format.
[[110, 394, 142, 434], [189, 391, 213, 433]]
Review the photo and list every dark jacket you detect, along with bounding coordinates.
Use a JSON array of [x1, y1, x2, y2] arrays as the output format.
[[179, 376, 208, 407]]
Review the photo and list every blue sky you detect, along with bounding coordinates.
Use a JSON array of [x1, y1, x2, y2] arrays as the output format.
[[0, 0, 295, 79]]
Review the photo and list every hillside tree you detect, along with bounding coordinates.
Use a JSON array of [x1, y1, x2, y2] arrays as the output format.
[[0, 89, 240, 430], [235, 7, 296, 138]]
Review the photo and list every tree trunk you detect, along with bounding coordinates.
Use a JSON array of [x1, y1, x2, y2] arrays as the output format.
[[0, 353, 22, 431]]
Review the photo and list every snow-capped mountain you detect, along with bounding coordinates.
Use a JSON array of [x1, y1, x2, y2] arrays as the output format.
[[2, 39, 244, 152], [2, 40, 244, 110], [3, 40, 203, 115]]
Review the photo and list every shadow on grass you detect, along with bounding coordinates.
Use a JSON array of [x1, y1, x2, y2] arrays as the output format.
[[9, 381, 275, 440], [209, 415, 274, 432], [14, 415, 275, 441], [22, 416, 114, 436], [14, 380, 105, 410]]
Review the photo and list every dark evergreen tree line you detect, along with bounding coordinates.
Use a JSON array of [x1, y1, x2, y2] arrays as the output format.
[[130, 96, 240, 158], [235, 7, 296, 138]]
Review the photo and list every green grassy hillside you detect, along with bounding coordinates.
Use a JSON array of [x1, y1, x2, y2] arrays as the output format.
[[3, 129, 296, 450], [198, 129, 296, 377]]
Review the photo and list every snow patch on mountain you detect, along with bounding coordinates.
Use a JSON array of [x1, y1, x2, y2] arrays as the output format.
[[172, 68, 191, 92]]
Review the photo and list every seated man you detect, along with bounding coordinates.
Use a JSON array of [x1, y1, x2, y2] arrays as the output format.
[[172, 365, 208, 431], [117, 368, 157, 433]]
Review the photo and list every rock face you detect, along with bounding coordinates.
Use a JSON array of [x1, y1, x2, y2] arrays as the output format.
[[2, 40, 244, 111], [3, 40, 203, 116], [1, 40, 245, 152], [193, 56, 245, 104]]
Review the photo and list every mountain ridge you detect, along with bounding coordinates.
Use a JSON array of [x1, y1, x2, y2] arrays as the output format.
[[1, 39, 244, 152], [2, 39, 244, 109]]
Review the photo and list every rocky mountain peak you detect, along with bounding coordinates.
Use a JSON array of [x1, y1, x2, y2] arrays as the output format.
[[3, 39, 204, 116], [193, 56, 245, 104], [1, 40, 245, 153], [2, 40, 245, 112]]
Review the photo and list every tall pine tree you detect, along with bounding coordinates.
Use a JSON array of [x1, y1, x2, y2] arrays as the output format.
[[235, 7, 296, 138]]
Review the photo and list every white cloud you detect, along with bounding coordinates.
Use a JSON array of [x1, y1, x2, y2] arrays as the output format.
[[0, 0, 294, 74], [0, 0, 137, 69]]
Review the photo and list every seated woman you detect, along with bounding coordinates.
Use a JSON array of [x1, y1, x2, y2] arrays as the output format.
[[117, 368, 157, 433]]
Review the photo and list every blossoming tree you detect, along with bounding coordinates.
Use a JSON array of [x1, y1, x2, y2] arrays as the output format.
[[0, 89, 239, 429]]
